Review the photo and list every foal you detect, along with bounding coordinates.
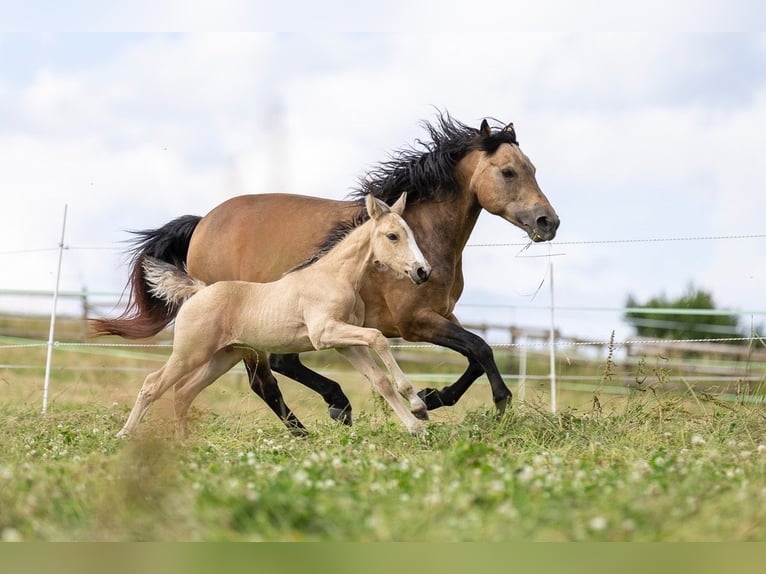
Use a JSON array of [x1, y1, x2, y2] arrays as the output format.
[[116, 193, 432, 437]]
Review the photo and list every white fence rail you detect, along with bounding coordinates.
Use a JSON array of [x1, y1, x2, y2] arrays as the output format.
[[2, 207, 765, 414]]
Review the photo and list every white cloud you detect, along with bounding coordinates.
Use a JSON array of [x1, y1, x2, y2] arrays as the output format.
[[1, 31, 765, 341]]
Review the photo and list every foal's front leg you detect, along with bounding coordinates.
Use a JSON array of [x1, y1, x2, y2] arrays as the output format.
[[336, 346, 425, 436], [316, 321, 427, 432], [365, 336, 428, 421]]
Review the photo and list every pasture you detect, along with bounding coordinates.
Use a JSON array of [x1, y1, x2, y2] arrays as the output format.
[[2, 333, 766, 542]]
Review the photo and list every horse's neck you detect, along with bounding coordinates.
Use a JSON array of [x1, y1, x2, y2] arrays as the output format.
[[410, 151, 483, 255], [309, 223, 373, 291]]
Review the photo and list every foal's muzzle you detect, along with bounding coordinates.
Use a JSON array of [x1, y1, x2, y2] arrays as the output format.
[[409, 263, 432, 285]]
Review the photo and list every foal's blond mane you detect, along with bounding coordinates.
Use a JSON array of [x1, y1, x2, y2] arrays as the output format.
[[286, 206, 368, 274]]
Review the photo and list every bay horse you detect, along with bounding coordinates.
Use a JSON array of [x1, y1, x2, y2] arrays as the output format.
[[116, 193, 432, 437], [93, 112, 559, 432]]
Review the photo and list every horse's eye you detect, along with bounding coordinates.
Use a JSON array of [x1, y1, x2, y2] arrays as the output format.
[[501, 168, 516, 179], [386, 233, 399, 241]]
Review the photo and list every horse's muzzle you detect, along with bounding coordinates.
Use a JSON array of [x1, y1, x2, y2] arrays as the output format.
[[530, 209, 560, 242]]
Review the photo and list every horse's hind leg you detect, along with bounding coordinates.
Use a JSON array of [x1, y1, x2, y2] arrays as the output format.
[[246, 355, 308, 437], [269, 353, 353, 426]]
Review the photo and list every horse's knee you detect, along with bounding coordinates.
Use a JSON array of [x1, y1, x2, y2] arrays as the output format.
[[470, 338, 495, 365]]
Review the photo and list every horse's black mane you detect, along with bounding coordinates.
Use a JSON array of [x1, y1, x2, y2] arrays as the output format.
[[290, 112, 518, 274], [351, 110, 519, 205]]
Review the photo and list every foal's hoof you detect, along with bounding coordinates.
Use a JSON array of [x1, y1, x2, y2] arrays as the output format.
[[417, 387, 443, 410], [329, 406, 353, 426], [412, 407, 429, 421]]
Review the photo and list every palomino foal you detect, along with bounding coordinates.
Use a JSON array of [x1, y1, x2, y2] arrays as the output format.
[[116, 193, 432, 437]]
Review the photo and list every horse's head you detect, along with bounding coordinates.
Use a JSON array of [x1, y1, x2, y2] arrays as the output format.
[[470, 120, 559, 242], [366, 193, 432, 285]]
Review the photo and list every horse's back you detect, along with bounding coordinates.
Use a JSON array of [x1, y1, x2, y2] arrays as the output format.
[[187, 193, 360, 284]]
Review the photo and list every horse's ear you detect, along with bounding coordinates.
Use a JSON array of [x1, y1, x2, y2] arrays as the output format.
[[391, 192, 407, 216], [479, 119, 491, 137], [503, 122, 517, 141], [365, 194, 390, 220]]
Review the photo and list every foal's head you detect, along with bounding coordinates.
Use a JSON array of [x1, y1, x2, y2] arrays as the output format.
[[366, 193, 431, 285]]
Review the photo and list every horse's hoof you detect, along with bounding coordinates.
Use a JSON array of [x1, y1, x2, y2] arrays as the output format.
[[417, 388, 443, 410], [329, 406, 353, 426], [288, 426, 310, 438], [494, 395, 511, 417]]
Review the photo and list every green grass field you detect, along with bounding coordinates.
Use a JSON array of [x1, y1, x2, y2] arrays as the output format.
[[2, 334, 766, 541]]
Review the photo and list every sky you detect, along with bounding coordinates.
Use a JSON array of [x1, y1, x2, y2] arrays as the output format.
[[1, 17, 765, 345]]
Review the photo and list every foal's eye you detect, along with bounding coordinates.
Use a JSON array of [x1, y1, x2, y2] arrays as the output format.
[[386, 233, 399, 241], [501, 168, 516, 179]]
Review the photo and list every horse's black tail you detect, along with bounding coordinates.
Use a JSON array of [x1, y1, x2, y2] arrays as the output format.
[[90, 214, 202, 339]]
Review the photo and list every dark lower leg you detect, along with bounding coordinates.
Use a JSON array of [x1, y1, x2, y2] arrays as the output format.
[[408, 319, 511, 414], [245, 358, 307, 436], [269, 353, 353, 425]]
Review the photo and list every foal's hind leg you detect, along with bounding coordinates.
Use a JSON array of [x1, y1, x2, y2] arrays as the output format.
[[246, 354, 308, 437], [117, 354, 198, 437], [173, 347, 245, 437]]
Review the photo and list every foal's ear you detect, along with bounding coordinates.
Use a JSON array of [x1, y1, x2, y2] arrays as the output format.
[[365, 193, 391, 220], [391, 192, 407, 216], [479, 119, 491, 137]]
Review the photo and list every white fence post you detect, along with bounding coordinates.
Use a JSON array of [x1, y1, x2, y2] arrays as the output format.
[[518, 333, 527, 406], [42, 204, 68, 415], [549, 260, 557, 415]]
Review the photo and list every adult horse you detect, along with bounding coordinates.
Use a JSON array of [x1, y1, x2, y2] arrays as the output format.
[[93, 112, 559, 432]]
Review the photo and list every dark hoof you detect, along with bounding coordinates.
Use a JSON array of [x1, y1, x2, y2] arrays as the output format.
[[329, 406, 353, 426], [494, 395, 511, 417], [417, 388, 444, 410], [285, 419, 309, 437], [412, 407, 429, 421]]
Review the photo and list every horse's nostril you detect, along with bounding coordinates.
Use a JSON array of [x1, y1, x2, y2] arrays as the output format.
[[417, 266, 431, 281], [536, 214, 560, 233]]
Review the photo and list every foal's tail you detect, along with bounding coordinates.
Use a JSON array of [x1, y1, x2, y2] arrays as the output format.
[[90, 215, 202, 338], [142, 257, 207, 308]]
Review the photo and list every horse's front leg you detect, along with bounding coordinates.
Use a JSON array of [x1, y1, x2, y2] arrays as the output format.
[[400, 312, 511, 415]]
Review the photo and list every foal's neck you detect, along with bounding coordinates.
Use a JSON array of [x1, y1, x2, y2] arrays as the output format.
[[308, 221, 375, 290]]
